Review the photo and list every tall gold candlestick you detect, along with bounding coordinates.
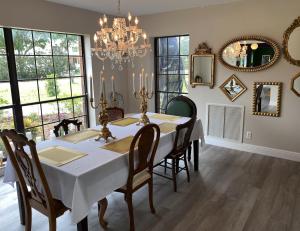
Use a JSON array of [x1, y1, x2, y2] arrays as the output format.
[[90, 73, 116, 143], [133, 70, 153, 126]]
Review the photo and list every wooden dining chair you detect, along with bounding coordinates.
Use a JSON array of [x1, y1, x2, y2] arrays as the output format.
[[0, 129, 68, 231], [165, 95, 197, 161], [154, 116, 196, 192], [98, 123, 160, 231], [106, 107, 124, 122], [53, 119, 82, 137]]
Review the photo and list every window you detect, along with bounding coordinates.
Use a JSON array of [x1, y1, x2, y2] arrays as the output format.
[[155, 35, 189, 113], [0, 27, 88, 158]]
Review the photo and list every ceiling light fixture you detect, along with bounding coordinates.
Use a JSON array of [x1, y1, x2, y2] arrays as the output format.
[[92, 0, 151, 71]]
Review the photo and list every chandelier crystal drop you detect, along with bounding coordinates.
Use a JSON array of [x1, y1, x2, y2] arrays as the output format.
[[92, 0, 151, 71]]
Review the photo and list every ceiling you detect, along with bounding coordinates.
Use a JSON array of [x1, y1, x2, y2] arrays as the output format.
[[46, 0, 245, 16]]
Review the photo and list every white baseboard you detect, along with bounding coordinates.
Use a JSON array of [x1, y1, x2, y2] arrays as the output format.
[[205, 136, 300, 162]]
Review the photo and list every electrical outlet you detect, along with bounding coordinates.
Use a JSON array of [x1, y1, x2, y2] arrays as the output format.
[[246, 131, 252, 140]]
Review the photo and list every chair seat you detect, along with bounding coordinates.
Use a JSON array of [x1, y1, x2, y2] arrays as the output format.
[[121, 169, 151, 190], [30, 196, 68, 217]]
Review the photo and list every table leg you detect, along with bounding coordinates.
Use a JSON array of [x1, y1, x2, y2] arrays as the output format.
[[77, 216, 88, 231], [98, 198, 108, 228], [16, 182, 25, 225], [193, 140, 199, 171]]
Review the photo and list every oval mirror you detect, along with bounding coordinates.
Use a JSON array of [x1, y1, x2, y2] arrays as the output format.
[[219, 36, 280, 72], [283, 17, 300, 66]]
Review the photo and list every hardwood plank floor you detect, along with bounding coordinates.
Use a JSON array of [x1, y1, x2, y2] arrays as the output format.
[[1, 145, 300, 231]]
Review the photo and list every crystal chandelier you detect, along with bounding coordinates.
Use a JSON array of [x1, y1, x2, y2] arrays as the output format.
[[92, 0, 151, 71]]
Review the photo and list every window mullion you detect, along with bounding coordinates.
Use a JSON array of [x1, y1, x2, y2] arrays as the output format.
[[4, 28, 25, 133]]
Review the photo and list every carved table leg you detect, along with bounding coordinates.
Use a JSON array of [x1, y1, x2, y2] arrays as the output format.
[[98, 198, 108, 229]]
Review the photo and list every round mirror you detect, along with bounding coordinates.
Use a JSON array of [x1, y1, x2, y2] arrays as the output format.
[[219, 36, 280, 72], [283, 17, 300, 66]]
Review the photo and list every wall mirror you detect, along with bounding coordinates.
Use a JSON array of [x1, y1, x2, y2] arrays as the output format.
[[253, 82, 282, 117], [190, 43, 215, 88], [283, 17, 300, 66], [219, 36, 280, 72], [220, 74, 247, 102], [291, 72, 300, 96]]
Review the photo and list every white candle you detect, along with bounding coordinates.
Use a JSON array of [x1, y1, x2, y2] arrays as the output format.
[[151, 73, 154, 93], [100, 72, 103, 97], [145, 73, 148, 92], [139, 73, 142, 90], [112, 75, 115, 98], [89, 76, 93, 98], [102, 77, 106, 99], [132, 73, 135, 92], [142, 68, 145, 88]]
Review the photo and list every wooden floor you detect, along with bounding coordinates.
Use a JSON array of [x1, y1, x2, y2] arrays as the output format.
[[1, 144, 300, 231]]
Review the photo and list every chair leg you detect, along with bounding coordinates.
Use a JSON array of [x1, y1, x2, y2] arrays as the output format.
[[126, 193, 135, 231], [188, 144, 192, 161], [24, 204, 32, 231], [176, 157, 180, 173], [172, 159, 177, 192], [148, 179, 155, 214], [164, 158, 167, 174], [98, 198, 108, 229], [184, 153, 190, 183], [49, 216, 56, 231]]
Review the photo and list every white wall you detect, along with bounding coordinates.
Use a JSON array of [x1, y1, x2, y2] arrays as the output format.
[[130, 0, 300, 153], [0, 0, 129, 125]]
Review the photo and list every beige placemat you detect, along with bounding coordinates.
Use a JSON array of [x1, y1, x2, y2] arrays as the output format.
[[110, 117, 139, 127], [59, 129, 100, 143], [38, 146, 87, 167], [159, 122, 177, 134], [150, 114, 181, 121], [101, 136, 134, 154]]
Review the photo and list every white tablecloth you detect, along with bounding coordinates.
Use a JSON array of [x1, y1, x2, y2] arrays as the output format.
[[3, 113, 204, 223]]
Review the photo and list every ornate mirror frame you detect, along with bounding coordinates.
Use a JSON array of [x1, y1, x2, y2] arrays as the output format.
[[252, 82, 282, 117], [219, 35, 281, 72], [190, 43, 215, 88], [283, 16, 300, 66], [291, 72, 300, 97], [219, 74, 247, 102]]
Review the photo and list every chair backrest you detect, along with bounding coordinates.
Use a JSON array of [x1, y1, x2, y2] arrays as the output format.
[[126, 124, 160, 189], [171, 117, 196, 156], [166, 95, 197, 118], [53, 119, 82, 137], [0, 129, 54, 212], [106, 107, 124, 122]]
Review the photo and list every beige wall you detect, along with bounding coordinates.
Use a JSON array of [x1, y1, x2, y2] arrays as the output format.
[[130, 0, 300, 153], [0, 0, 129, 125]]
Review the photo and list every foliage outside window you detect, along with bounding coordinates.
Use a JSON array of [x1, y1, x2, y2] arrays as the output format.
[[0, 27, 89, 159], [155, 35, 189, 113]]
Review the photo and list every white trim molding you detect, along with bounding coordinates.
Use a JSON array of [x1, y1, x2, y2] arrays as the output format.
[[205, 136, 300, 162]]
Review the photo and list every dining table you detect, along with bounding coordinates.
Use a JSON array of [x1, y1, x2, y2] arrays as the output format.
[[3, 112, 204, 231]]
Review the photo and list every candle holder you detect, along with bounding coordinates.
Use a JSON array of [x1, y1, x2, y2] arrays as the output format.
[[90, 95, 116, 143], [134, 86, 153, 126]]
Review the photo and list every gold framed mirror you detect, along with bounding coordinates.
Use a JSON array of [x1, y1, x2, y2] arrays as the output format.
[[283, 17, 300, 66], [219, 36, 280, 72], [291, 72, 300, 97], [220, 74, 247, 102], [252, 82, 282, 117], [190, 43, 215, 88]]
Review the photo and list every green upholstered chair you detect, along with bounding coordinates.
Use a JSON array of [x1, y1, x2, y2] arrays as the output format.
[[154, 95, 197, 191], [166, 95, 197, 161], [165, 95, 196, 118]]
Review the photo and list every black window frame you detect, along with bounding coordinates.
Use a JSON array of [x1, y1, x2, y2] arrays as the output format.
[[0, 27, 89, 144], [154, 35, 190, 113]]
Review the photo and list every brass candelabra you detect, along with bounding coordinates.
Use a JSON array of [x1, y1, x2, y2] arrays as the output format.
[[90, 72, 117, 143], [133, 69, 154, 125], [90, 95, 116, 143]]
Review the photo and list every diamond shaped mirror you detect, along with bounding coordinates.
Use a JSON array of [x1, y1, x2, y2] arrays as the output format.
[[220, 74, 247, 102], [291, 72, 300, 96]]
